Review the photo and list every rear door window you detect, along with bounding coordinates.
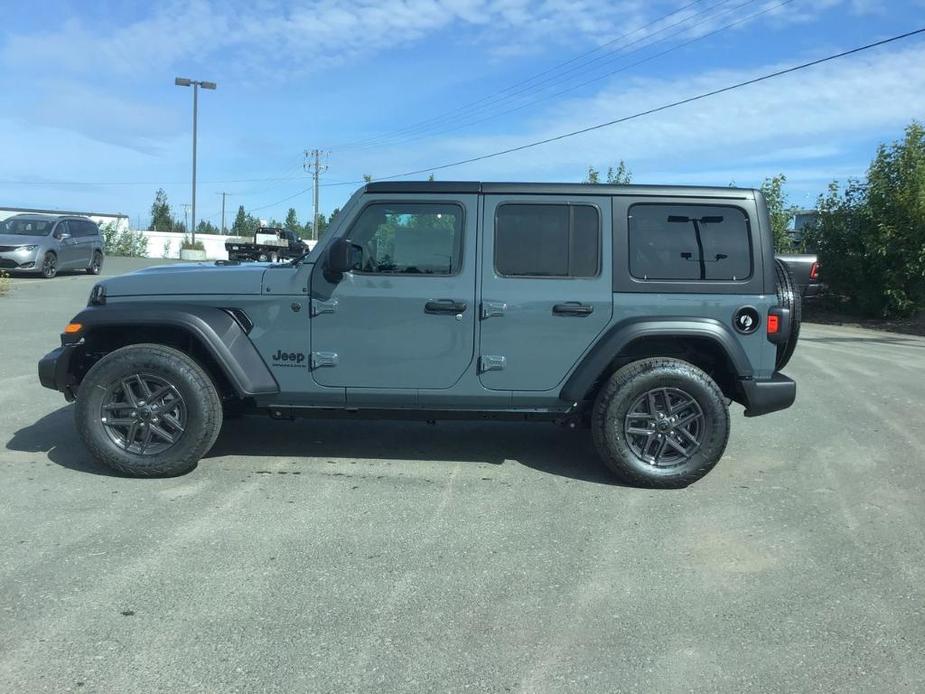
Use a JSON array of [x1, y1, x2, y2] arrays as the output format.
[[495, 203, 600, 277], [628, 204, 751, 281]]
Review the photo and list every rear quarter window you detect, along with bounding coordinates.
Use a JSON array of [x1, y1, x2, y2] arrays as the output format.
[[628, 204, 752, 281]]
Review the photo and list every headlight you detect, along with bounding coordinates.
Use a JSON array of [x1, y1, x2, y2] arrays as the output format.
[[88, 283, 106, 306], [17, 245, 38, 252]]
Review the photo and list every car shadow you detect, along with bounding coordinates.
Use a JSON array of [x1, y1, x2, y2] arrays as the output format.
[[800, 335, 925, 348], [6, 406, 623, 485], [5, 405, 118, 476]]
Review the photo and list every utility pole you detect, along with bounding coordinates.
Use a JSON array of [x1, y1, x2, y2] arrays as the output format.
[[218, 192, 228, 234], [182, 203, 191, 232], [304, 149, 329, 241]]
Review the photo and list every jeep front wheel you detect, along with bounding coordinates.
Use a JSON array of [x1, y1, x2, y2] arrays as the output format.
[[75, 344, 223, 477], [591, 358, 729, 488]]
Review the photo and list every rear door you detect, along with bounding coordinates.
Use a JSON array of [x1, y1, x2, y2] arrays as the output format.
[[479, 195, 613, 391], [74, 221, 96, 266], [53, 221, 81, 268], [309, 195, 477, 394]]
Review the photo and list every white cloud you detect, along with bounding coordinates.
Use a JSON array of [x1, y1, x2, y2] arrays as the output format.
[[339, 41, 925, 187], [0, 0, 861, 81]]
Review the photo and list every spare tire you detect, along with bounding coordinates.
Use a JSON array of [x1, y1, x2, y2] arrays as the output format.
[[774, 257, 801, 370]]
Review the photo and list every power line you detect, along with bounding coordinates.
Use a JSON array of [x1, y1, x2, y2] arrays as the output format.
[[347, 0, 778, 153], [330, 0, 715, 151], [322, 28, 925, 186]]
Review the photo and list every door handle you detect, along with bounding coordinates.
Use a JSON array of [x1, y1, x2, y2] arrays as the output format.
[[552, 302, 593, 316], [425, 299, 468, 314]]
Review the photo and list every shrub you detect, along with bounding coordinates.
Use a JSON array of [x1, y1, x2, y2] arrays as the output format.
[[181, 236, 205, 251], [0, 270, 10, 296], [101, 222, 149, 258], [805, 122, 925, 318]]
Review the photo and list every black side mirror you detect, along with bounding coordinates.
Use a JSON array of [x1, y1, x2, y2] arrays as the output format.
[[326, 238, 361, 275]]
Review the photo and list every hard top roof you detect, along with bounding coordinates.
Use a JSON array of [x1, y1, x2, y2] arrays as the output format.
[[363, 181, 757, 198]]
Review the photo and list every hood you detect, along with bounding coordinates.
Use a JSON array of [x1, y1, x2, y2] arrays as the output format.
[[101, 261, 269, 297], [0, 233, 45, 246]]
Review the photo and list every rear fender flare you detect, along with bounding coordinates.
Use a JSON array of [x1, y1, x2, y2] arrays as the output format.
[[560, 317, 751, 403]]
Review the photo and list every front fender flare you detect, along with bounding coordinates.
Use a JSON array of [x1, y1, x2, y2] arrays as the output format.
[[560, 317, 752, 403], [68, 303, 278, 398]]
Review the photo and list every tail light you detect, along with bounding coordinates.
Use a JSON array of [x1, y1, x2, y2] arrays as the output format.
[[809, 262, 820, 281], [767, 314, 780, 335]]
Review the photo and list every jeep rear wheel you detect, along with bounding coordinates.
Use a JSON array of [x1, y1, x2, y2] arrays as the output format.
[[75, 344, 223, 477], [591, 358, 729, 488], [774, 257, 801, 370]]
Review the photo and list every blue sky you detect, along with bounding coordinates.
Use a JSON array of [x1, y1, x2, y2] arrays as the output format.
[[1, 0, 924, 228]]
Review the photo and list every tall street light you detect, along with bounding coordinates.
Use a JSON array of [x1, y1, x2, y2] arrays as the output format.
[[175, 77, 217, 245]]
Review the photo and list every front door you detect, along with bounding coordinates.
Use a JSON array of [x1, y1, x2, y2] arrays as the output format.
[[310, 195, 477, 392], [479, 195, 614, 391]]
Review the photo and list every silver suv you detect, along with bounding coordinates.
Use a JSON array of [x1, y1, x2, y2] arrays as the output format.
[[0, 213, 104, 278]]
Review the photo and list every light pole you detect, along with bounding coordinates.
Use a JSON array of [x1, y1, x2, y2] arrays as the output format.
[[175, 77, 217, 245]]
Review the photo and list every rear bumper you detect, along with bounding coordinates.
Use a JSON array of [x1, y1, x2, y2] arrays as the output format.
[[802, 283, 821, 299], [740, 373, 796, 417], [38, 344, 78, 401]]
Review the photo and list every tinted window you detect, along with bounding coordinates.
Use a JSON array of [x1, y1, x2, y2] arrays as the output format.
[[1, 217, 55, 236], [81, 221, 99, 237], [495, 204, 599, 277], [348, 202, 462, 275], [628, 204, 751, 281]]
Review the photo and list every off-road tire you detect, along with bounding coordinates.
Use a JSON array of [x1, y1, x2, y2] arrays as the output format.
[[75, 343, 223, 477], [87, 251, 103, 275], [591, 358, 730, 488], [41, 252, 57, 279], [774, 257, 801, 370]]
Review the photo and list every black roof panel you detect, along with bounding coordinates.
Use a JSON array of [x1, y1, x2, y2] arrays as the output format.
[[363, 181, 754, 198]]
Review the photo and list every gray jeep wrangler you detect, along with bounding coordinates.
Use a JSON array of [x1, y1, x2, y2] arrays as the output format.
[[39, 182, 798, 487]]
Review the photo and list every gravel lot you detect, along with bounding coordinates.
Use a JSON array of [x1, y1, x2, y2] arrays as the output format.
[[1, 258, 924, 693]]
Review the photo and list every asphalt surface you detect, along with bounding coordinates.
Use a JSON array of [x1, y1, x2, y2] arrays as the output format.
[[1, 258, 924, 693]]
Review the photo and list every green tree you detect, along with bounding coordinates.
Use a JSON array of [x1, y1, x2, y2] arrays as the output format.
[[760, 174, 796, 252], [606, 161, 632, 184], [149, 188, 172, 231], [196, 220, 220, 235], [363, 174, 373, 183], [231, 205, 248, 235], [584, 160, 631, 184], [806, 122, 925, 317], [284, 208, 300, 234]]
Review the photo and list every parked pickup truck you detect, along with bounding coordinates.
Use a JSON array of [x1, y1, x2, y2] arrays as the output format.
[[777, 253, 821, 298], [39, 181, 800, 488], [225, 227, 307, 262]]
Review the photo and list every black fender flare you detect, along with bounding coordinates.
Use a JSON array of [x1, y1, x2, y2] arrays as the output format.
[[68, 303, 278, 397], [560, 317, 752, 403]]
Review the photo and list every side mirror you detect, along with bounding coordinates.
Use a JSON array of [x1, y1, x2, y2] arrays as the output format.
[[56, 232, 71, 240], [326, 238, 361, 275]]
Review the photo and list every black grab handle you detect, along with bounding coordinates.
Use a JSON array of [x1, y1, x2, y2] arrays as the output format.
[[552, 302, 593, 316]]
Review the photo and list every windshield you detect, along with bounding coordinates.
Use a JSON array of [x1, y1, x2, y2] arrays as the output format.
[[1, 218, 55, 236]]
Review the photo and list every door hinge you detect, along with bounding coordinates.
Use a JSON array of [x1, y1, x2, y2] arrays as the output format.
[[310, 352, 339, 369], [480, 301, 507, 319], [479, 355, 506, 373], [310, 298, 338, 317]]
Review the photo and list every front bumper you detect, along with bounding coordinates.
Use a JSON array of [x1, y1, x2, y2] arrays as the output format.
[[740, 373, 796, 417], [0, 248, 40, 270], [38, 344, 78, 401]]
